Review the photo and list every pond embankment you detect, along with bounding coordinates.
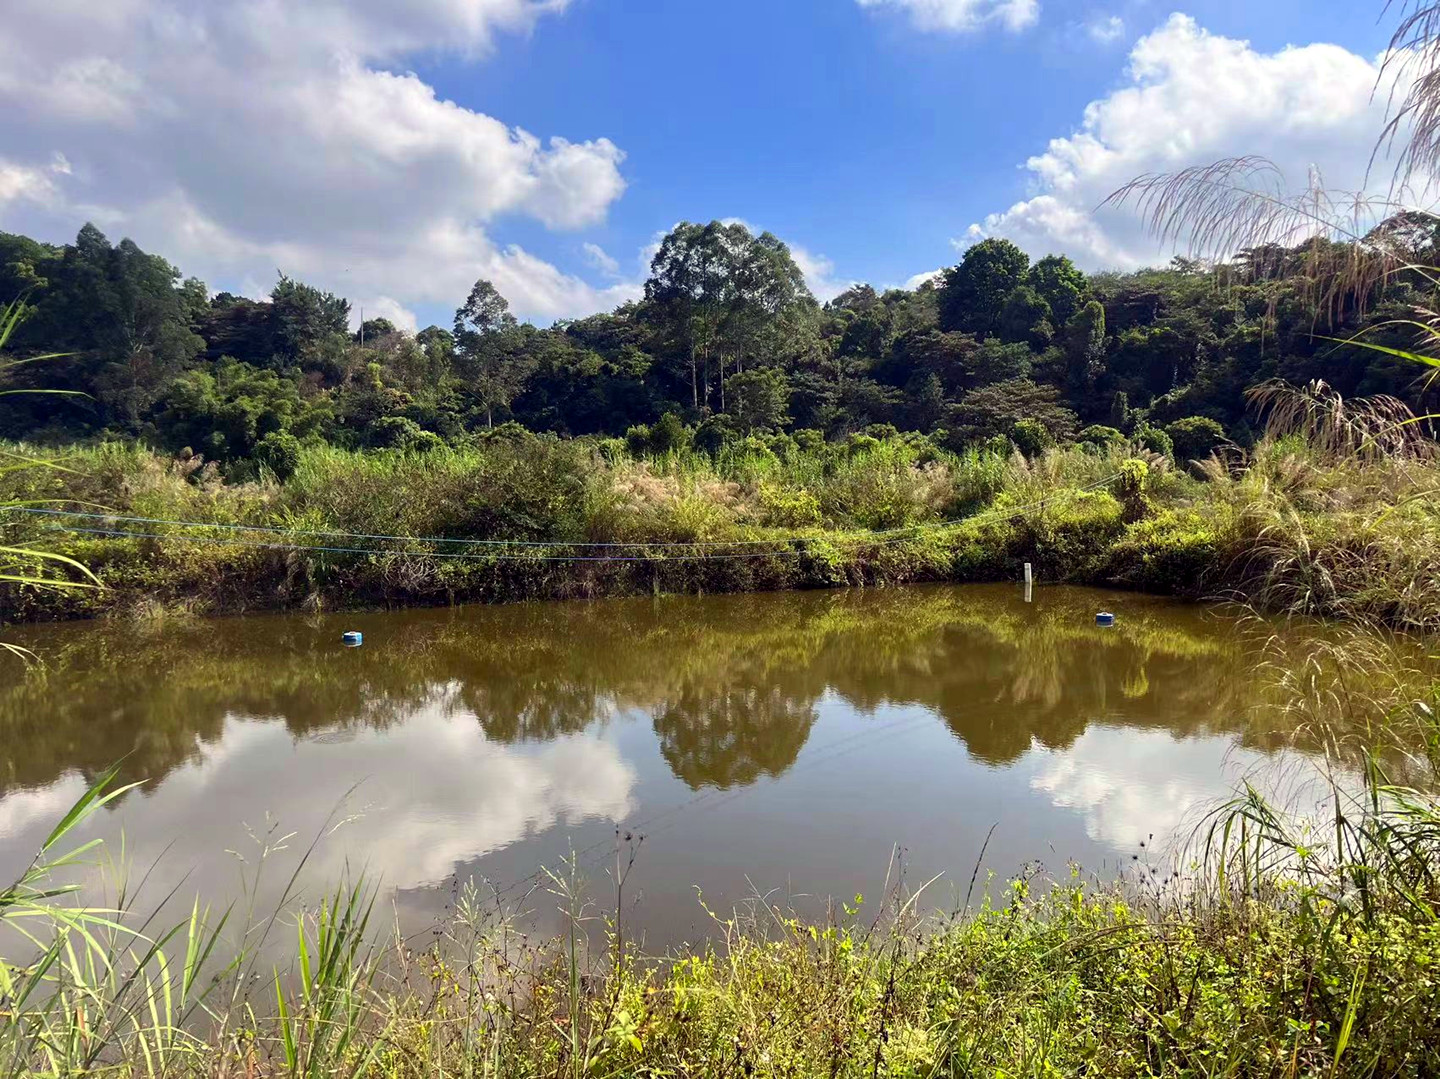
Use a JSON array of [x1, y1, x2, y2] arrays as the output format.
[[4, 436, 1438, 631]]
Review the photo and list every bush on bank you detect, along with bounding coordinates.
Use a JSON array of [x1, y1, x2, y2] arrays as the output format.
[[2, 426, 1437, 630], [358, 878, 1440, 1078]]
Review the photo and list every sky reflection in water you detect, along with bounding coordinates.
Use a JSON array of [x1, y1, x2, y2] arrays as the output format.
[[0, 585, 1352, 947]]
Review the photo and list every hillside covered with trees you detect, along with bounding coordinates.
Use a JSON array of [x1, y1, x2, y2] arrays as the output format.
[[2, 219, 1435, 476]]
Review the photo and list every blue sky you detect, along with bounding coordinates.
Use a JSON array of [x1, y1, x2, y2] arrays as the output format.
[[0, 0, 1412, 328], [437, 0, 1396, 298]]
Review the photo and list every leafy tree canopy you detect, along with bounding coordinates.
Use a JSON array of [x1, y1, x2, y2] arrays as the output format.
[[1, 221, 1433, 473], [938, 238, 1031, 336]]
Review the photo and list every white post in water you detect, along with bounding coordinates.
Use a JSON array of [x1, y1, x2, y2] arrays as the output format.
[[1023, 562, 1034, 603]]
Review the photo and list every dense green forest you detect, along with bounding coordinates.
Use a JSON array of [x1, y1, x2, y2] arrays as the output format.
[[2, 219, 1434, 476]]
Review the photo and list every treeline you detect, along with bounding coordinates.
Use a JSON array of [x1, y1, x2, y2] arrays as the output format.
[[1, 219, 1434, 477]]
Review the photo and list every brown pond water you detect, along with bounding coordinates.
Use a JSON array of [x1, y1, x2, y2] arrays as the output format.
[[0, 584, 1366, 950]]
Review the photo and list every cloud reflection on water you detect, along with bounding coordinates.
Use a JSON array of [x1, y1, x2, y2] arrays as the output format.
[[0, 584, 1406, 941], [0, 705, 636, 914]]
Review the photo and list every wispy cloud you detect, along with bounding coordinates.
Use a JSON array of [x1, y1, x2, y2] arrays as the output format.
[[855, 0, 1039, 34], [582, 241, 621, 277], [1086, 14, 1125, 44]]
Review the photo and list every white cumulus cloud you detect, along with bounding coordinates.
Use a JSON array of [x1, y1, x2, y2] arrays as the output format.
[[1030, 725, 1354, 860], [0, 705, 638, 924], [0, 0, 631, 322], [359, 297, 422, 334], [967, 14, 1421, 270], [789, 244, 855, 303], [0, 154, 73, 209], [855, 0, 1039, 33], [904, 268, 945, 290]]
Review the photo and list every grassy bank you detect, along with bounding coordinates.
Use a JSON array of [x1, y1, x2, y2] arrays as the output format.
[[3, 418, 1439, 629]]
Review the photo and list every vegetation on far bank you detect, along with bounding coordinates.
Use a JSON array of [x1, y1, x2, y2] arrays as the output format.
[[3, 385, 1439, 630], [4, 178, 1439, 631], [4, 127, 1440, 632]]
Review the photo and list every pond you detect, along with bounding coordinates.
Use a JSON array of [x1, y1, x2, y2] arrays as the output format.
[[0, 584, 1365, 950]]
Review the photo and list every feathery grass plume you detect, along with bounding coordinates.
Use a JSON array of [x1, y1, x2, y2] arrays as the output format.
[[1380, 1, 1440, 183], [1246, 378, 1437, 460], [1102, 2, 1440, 347], [1103, 158, 1431, 324], [1202, 610, 1440, 937]]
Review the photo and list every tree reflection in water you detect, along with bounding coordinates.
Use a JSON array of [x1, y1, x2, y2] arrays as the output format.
[[0, 585, 1396, 801]]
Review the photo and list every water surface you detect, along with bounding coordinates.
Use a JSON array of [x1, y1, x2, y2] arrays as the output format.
[[0, 585, 1348, 947]]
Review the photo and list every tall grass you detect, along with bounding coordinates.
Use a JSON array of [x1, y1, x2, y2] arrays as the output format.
[[0, 300, 98, 656], [3, 387, 1440, 630], [0, 767, 232, 1078], [0, 769, 394, 1079], [1197, 383, 1440, 630]]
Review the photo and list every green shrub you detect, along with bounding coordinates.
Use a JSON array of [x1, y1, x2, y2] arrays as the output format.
[[1117, 458, 1152, 523], [649, 412, 690, 454], [622, 414, 691, 458], [593, 437, 628, 464], [901, 431, 944, 464], [370, 415, 423, 450], [1010, 418, 1054, 457], [368, 416, 443, 454], [983, 433, 1015, 457], [1104, 509, 1219, 593], [764, 432, 799, 460], [791, 428, 825, 453], [729, 436, 780, 472], [1166, 416, 1227, 462], [1012, 489, 1125, 574], [1135, 424, 1174, 459], [1077, 425, 1126, 451], [694, 415, 735, 455], [845, 434, 882, 457], [624, 424, 651, 458], [758, 483, 822, 528], [254, 430, 302, 481], [475, 421, 531, 445]]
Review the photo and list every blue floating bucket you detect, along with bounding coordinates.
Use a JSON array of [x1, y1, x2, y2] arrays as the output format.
[[342, 631, 364, 647], [1095, 612, 1116, 627]]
